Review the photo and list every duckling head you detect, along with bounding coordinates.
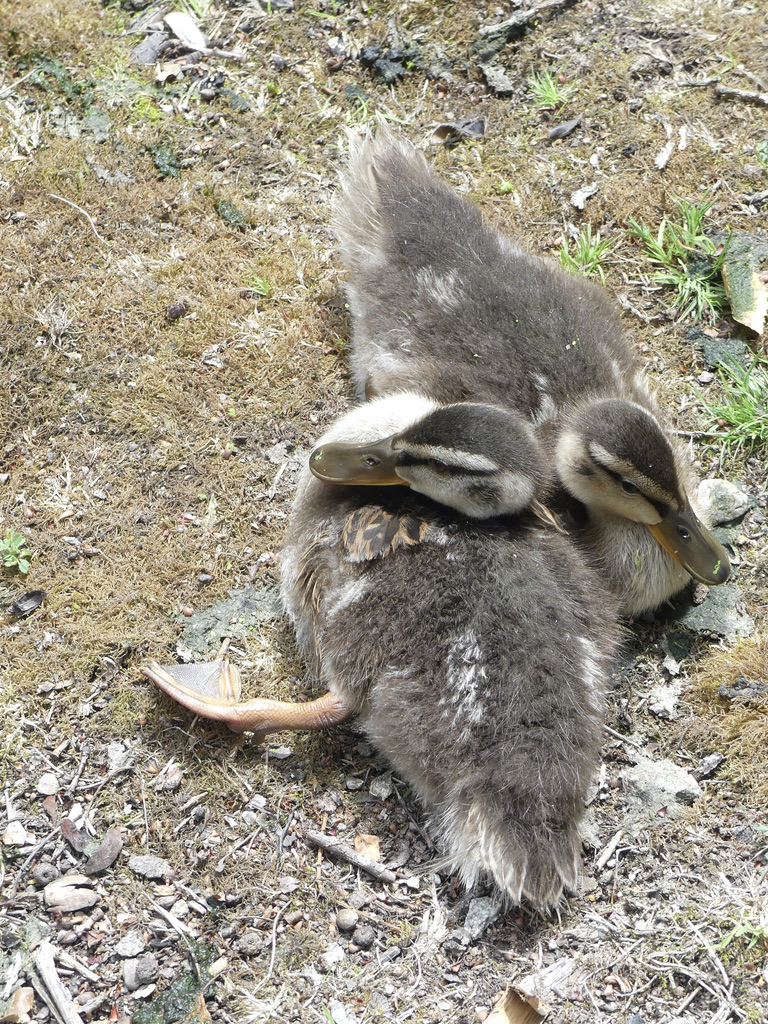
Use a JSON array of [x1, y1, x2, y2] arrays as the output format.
[[310, 401, 552, 520], [556, 399, 730, 586]]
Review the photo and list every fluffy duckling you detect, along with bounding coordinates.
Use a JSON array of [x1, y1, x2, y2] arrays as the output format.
[[146, 393, 621, 909], [334, 131, 730, 616]]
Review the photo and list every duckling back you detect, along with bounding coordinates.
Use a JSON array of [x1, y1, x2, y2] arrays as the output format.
[[281, 399, 621, 909], [335, 131, 641, 416]]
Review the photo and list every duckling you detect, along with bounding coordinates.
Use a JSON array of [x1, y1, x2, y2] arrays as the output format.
[[333, 131, 730, 616], [146, 393, 621, 909]]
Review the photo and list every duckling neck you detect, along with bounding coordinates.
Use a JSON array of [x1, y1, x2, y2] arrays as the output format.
[[579, 512, 690, 617]]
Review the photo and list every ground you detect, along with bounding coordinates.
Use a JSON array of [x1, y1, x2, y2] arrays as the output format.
[[1, 1, 767, 1022]]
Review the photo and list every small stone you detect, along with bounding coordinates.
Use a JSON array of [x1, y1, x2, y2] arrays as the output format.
[[321, 942, 346, 970], [3, 821, 34, 847], [235, 931, 265, 957], [336, 909, 359, 932], [717, 675, 768, 702], [648, 678, 683, 720], [570, 182, 599, 210], [345, 777, 364, 792], [698, 479, 752, 525], [129, 854, 172, 881], [269, 745, 292, 760], [116, 931, 145, 958], [351, 924, 375, 949], [464, 896, 501, 940], [44, 874, 99, 912], [677, 582, 755, 639], [32, 862, 59, 887], [369, 773, 393, 801], [692, 752, 725, 780], [328, 998, 357, 1024], [123, 953, 159, 991], [37, 772, 60, 796], [621, 754, 702, 820]]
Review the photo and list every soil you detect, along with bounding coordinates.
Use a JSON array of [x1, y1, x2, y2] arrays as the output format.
[[1, 1, 766, 1023]]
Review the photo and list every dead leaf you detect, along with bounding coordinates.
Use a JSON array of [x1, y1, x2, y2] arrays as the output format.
[[486, 988, 546, 1024], [721, 231, 768, 336], [353, 832, 381, 861], [83, 827, 124, 875], [164, 11, 208, 52], [0, 987, 34, 1024], [61, 817, 89, 852]]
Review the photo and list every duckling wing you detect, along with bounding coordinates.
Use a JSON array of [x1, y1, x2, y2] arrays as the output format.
[[342, 505, 428, 562]]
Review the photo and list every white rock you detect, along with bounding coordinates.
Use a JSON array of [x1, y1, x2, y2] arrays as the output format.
[[44, 874, 99, 912], [3, 821, 34, 847], [37, 772, 60, 796]]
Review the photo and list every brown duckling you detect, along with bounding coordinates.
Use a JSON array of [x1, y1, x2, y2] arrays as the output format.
[[146, 393, 621, 909]]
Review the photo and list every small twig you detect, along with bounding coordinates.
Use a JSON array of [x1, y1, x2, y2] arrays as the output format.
[[46, 193, 109, 246], [676, 985, 702, 1015], [478, 0, 574, 39], [306, 830, 397, 883], [678, 75, 721, 88], [276, 808, 295, 858], [248, 906, 285, 997], [57, 950, 101, 985], [714, 83, 768, 107], [31, 941, 85, 1024], [604, 724, 643, 748], [0, 68, 38, 99], [595, 830, 624, 872], [8, 827, 60, 900], [146, 896, 196, 937], [66, 741, 92, 798]]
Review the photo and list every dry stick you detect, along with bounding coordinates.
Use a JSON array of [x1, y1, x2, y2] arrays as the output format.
[[595, 830, 624, 872], [306, 830, 397, 884], [31, 941, 85, 1024], [8, 827, 60, 900], [46, 193, 109, 247], [714, 83, 768, 106], [0, 68, 38, 99], [478, 0, 574, 38]]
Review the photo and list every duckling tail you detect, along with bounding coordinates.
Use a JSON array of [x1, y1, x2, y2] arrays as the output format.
[[438, 793, 582, 910]]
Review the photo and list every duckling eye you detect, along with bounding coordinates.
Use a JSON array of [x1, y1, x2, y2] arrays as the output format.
[[427, 458, 447, 471], [621, 479, 639, 495]]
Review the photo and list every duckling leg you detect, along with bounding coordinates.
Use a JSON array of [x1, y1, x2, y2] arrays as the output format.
[[142, 660, 352, 740]]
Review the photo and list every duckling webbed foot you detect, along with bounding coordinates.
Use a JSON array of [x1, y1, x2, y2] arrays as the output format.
[[142, 660, 352, 740]]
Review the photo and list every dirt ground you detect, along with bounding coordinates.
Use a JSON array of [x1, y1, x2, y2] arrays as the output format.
[[1, 0, 767, 1022]]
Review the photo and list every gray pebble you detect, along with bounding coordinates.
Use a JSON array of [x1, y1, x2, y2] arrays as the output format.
[[698, 479, 752, 525], [32, 863, 59, 887], [235, 931, 265, 957], [464, 896, 501, 940], [345, 777, 364, 792], [351, 924, 375, 949], [677, 581, 755, 640], [717, 674, 767, 702], [123, 953, 158, 991], [336, 909, 359, 932], [369, 773, 393, 800], [116, 931, 145, 958], [128, 854, 171, 881]]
